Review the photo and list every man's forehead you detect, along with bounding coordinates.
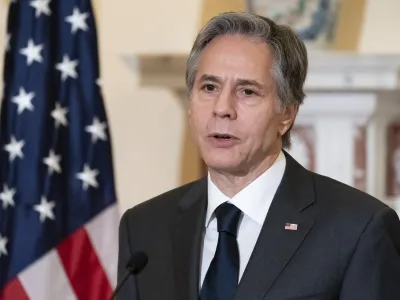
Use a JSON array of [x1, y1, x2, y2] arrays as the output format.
[[195, 61, 273, 85], [197, 37, 273, 73], [200, 35, 272, 56]]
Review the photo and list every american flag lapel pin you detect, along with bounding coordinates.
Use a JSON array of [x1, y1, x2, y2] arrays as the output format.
[[285, 223, 298, 231]]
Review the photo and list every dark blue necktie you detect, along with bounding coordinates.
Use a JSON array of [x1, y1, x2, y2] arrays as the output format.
[[200, 202, 242, 300]]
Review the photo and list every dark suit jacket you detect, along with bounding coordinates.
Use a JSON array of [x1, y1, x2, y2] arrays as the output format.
[[117, 152, 400, 300]]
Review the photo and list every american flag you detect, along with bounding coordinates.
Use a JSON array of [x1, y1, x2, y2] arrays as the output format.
[[0, 0, 119, 299], [284, 223, 298, 231]]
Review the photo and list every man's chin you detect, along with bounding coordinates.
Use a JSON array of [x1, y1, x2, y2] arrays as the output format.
[[205, 158, 246, 176]]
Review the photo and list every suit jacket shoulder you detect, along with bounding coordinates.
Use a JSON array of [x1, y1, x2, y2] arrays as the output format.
[[306, 170, 399, 255], [312, 171, 390, 219], [123, 178, 204, 225], [116, 177, 208, 300]]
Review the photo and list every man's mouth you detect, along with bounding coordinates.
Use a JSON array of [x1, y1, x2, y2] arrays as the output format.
[[210, 133, 237, 140]]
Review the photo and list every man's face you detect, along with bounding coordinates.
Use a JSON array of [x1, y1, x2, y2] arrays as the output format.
[[188, 34, 296, 176]]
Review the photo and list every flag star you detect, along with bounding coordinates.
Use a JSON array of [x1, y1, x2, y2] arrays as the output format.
[[5, 33, 11, 52], [0, 184, 16, 210], [12, 87, 35, 114], [0, 234, 8, 258], [85, 117, 107, 143], [30, 0, 51, 18], [51, 102, 68, 127], [65, 7, 89, 34], [19, 39, 44, 66], [33, 197, 55, 222], [4, 136, 25, 162], [55, 55, 79, 81], [95, 78, 102, 87], [76, 164, 99, 190], [43, 150, 62, 174]]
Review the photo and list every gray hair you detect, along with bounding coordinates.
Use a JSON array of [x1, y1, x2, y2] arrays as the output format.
[[185, 12, 308, 148]]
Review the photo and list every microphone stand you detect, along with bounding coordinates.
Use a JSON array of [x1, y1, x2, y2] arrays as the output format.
[[108, 265, 135, 300]]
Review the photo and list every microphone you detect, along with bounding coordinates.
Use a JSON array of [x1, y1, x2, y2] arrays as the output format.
[[108, 251, 148, 300]]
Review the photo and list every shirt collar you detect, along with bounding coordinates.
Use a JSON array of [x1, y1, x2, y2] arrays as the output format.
[[206, 151, 286, 227]]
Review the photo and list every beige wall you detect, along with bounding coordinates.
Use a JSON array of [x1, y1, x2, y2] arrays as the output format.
[[98, 0, 203, 215], [1, 0, 400, 216], [359, 0, 400, 53]]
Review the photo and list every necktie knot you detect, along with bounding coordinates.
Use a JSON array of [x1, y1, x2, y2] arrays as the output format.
[[215, 202, 242, 237]]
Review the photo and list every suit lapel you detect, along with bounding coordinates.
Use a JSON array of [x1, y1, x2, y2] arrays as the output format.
[[234, 152, 316, 300], [170, 177, 207, 300]]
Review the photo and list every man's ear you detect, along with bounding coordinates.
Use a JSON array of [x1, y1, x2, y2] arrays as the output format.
[[279, 104, 298, 136]]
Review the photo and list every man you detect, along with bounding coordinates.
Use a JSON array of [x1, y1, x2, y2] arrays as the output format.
[[117, 12, 400, 300]]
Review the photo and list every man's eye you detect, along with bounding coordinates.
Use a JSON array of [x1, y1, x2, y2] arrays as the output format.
[[203, 84, 216, 92], [243, 89, 255, 96]]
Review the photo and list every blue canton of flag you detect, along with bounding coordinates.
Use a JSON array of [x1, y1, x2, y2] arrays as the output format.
[[0, 1, 119, 299]]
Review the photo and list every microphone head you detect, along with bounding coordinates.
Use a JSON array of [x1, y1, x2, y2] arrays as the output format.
[[126, 251, 148, 275]]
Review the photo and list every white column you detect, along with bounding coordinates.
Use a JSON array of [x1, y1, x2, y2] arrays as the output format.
[[297, 92, 377, 187], [367, 93, 400, 206], [314, 117, 355, 186], [366, 118, 387, 199]]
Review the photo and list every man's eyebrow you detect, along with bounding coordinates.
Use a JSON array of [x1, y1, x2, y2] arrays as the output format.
[[198, 74, 223, 84], [236, 78, 265, 90], [197, 75, 265, 90]]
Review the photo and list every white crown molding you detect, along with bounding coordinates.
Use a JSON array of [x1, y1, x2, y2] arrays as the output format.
[[124, 53, 187, 90], [299, 92, 377, 116], [126, 50, 400, 92], [306, 50, 400, 91]]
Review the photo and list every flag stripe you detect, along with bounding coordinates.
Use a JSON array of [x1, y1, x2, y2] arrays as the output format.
[[18, 249, 77, 300], [85, 203, 119, 288], [0, 277, 29, 300], [57, 227, 113, 300]]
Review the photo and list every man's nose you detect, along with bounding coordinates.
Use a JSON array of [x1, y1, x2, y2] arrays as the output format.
[[213, 90, 237, 120]]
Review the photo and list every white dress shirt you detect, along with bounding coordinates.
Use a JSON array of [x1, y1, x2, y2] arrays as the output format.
[[200, 151, 286, 287]]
